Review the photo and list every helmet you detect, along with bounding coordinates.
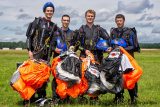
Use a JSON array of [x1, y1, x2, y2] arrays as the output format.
[[55, 37, 67, 54], [96, 38, 109, 51], [111, 38, 127, 48], [43, 2, 54, 12]]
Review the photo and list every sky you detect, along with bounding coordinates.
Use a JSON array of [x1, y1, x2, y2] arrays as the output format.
[[0, 0, 160, 43]]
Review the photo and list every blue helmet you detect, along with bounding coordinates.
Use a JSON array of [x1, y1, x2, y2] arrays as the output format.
[[43, 2, 54, 12], [96, 38, 109, 51], [55, 37, 67, 54], [111, 38, 127, 48]]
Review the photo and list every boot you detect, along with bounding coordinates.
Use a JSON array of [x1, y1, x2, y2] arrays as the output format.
[[113, 92, 124, 104]]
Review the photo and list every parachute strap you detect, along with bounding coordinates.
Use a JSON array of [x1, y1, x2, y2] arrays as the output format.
[[45, 37, 50, 47], [122, 27, 140, 52]]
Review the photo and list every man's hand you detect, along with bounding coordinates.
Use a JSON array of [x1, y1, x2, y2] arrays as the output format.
[[28, 51, 33, 59], [106, 47, 112, 53], [69, 46, 75, 52]]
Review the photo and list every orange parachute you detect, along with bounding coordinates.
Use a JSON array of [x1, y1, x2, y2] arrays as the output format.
[[10, 59, 50, 100], [120, 47, 143, 89], [51, 55, 88, 99]]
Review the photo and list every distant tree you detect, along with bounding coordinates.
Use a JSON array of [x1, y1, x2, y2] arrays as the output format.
[[139, 43, 160, 49], [0, 42, 27, 49]]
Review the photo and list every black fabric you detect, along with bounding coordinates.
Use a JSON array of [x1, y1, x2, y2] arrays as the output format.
[[85, 64, 102, 95], [110, 27, 140, 53], [61, 28, 74, 48], [61, 55, 81, 78], [100, 57, 122, 84], [26, 17, 61, 61], [52, 78, 60, 99], [85, 64, 100, 83], [131, 28, 140, 52], [37, 82, 48, 98], [79, 25, 110, 50], [99, 48, 123, 93]]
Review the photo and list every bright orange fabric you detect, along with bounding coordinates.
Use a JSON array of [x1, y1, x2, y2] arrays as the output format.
[[12, 77, 35, 100], [11, 59, 50, 100], [51, 57, 88, 99], [120, 47, 143, 89]]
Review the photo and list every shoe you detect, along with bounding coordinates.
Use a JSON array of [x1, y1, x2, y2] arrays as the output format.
[[89, 97, 99, 105], [35, 98, 45, 104], [63, 97, 72, 104], [131, 96, 137, 105], [113, 94, 124, 104], [23, 100, 29, 107], [51, 98, 60, 105], [39, 98, 52, 107], [78, 96, 88, 104]]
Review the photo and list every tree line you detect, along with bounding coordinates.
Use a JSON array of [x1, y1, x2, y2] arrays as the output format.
[[0, 42, 160, 49], [0, 41, 27, 49]]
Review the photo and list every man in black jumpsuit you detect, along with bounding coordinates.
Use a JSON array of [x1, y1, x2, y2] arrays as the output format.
[[26, 2, 61, 104], [52, 14, 75, 104], [79, 9, 110, 64], [78, 9, 110, 102], [110, 14, 139, 104]]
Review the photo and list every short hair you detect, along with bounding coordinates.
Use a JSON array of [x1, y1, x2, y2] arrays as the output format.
[[115, 14, 125, 21], [85, 9, 96, 17], [61, 14, 70, 20], [43, 2, 54, 12]]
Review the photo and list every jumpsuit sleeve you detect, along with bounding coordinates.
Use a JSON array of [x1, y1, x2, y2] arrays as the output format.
[[99, 27, 111, 46], [26, 20, 37, 51], [124, 31, 135, 52]]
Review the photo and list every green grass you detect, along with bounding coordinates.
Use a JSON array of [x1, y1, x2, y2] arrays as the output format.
[[0, 49, 160, 107]]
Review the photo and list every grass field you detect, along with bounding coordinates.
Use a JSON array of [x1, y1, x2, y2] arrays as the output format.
[[0, 50, 160, 107]]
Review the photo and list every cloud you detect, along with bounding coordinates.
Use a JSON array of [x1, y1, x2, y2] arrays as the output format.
[[70, 19, 78, 26], [95, 9, 116, 22], [138, 14, 160, 21], [137, 31, 160, 43], [15, 30, 25, 35], [128, 22, 154, 28], [117, 0, 154, 14], [23, 23, 30, 28], [19, 8, 24, 12], [152, 27, 160, 33], [0, 37, 18, 42], [54, 6, 80, 18], [0, 12, 4, 16], [144, 34, 160, 43], [3, 26, 26, 35], [146, 16, 160, 21], [0, 37, 26, 42], [137, 14, 149, 21], [136, 22, 154, 27], [17, 13, 33, 20]]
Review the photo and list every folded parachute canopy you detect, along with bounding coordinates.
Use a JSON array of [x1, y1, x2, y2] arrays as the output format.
[[120, 47, 143, 89], [51, 52, 88, 99], [10, 59, 50, 100]]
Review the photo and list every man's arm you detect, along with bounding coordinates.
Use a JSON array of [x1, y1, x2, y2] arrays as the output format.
[[99, 27, 112, 46], [99, 27, 110, 40], [124, 30, 135, 52], [99, 27, 112, 52], [26, 18, 39, 59]]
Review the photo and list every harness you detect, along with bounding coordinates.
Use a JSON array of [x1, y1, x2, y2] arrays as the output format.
[[27, 17, 57, 62], [79, 25, 101, 50], [110, 27, 140, 52]]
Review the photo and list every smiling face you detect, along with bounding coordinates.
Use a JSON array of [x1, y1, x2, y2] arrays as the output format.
[[115, 17, 125, 28], [44, 7, 54, 20], [61, 16, 70, 29], [85, 12, 95, 25]]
